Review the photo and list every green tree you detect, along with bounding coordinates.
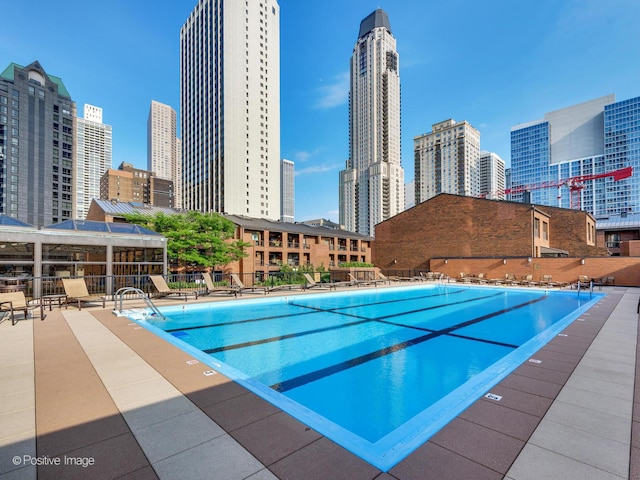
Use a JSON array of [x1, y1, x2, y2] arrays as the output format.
[[124, 211, 250, 268]]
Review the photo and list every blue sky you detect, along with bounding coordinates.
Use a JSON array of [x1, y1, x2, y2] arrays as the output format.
[[2, 0, 639, 222]]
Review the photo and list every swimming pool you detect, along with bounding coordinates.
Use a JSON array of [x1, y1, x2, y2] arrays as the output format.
[[134, 284, 602, 470]]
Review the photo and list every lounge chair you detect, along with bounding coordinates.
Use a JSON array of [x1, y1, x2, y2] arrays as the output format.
[[520, 274, 538, 287], [202, 272, 239, 297], [149, 275, 199, 301], [302, 273, 335, 290], [471, 273, 488, 284], [460, 273, 473, 284], [265, 278, 306, 292], [375, 272, 393, 284], [62, 278, 107, 310], [503, 273, 519, 286], [348, 273, 378, 287], [540, 275, 566, 288], [0, 291, 43, 325], [230, 273, 269, 294]]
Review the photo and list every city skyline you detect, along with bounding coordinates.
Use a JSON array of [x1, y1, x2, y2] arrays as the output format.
[[2, 0, 639, 222]]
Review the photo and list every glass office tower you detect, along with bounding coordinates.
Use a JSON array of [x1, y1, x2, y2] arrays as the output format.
[[510, 94, 640, 216]]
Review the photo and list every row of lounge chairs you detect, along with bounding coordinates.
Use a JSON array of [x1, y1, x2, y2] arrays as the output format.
[[454, 273, 572, 288], [1, 269, 613, 326]]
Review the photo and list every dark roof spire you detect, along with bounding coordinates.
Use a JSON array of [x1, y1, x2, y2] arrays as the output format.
[[358, 9, 391, 39]]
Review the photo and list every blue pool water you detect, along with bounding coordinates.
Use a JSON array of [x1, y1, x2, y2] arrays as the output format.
[[135, 284, 602, 470]]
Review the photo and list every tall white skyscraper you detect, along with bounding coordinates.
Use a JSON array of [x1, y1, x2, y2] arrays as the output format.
[[147, 100, 182, 208], [280, 158, 294, 222], [180, 0, 281, 219], [479, 151, 506, 200], [76, 104, 112, 219], [339, 9, 404, 236], [414, 119, 480, 204]]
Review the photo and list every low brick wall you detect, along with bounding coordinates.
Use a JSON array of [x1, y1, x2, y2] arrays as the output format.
[[427, 257, 640, 286]]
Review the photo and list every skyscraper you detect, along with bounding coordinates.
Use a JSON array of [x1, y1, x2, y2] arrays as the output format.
[[414, 119, 480, 204], [147, 100, 181, 208], [479, 151, 505, 200], [510, 94, 640, 216], [76, 104, 112, 220], [280, 158, 294, 223], [339, 9, 404, 236], [180, 0, 281, 219], [0, 61, 76, 227]]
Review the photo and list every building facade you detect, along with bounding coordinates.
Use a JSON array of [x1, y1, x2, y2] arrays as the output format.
[[339, 9, 404, 236], [180, 0, 281, 219], [100, 162, 173, 208], [479, 151, 505, 200], [86, 200, 373, 278], [0, 61, 76, 227], [373, 193, 604, 272], [76, 104, 112, 220], [414, 119, 481, 204], [147, 100, 181, 208], [510, 94, 640, 216], [280, 158, 294, 222]]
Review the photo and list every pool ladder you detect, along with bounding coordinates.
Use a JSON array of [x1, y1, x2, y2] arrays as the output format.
[[576, 280, 594, 298], [113, 287, 166, 320]]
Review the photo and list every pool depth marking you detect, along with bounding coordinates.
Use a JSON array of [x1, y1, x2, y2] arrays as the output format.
[[270, 296, 547, 393]]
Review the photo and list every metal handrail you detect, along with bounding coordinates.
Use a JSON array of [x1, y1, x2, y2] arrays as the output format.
[[113, 287, 166, 320], [576, 280, 594, 298]]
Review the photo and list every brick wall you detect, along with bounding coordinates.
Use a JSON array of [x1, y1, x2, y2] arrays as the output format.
[[373, 194, 607, 270]]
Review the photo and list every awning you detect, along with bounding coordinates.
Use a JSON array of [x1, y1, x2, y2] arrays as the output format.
[[540, 246, 569, 257]]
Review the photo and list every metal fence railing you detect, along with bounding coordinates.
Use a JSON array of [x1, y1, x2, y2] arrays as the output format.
[[0, 271, 345, 301]]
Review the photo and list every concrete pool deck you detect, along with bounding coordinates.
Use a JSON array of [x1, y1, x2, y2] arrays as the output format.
[[0, 284, 638, 479]]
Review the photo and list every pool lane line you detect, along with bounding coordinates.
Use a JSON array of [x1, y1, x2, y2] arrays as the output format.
[[287, 287, 468, 314], [372, 291, 505, 322], [163, 310, 317, 333], [198, 291, 512, 355], [202, 318, 372, 354], [270, 295, 548, 393], [162, 287, 468, 334]]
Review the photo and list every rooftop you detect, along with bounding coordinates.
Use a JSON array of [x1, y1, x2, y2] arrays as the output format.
[[358, 9, 392, 38]]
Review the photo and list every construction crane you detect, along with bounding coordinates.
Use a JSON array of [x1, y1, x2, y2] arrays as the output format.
[[482, 166, 633, 210]]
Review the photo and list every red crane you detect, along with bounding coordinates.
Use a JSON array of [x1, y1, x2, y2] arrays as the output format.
[[483, 166, 633, 210]]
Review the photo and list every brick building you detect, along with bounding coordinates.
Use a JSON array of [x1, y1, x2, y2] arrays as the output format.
[[373, 193, 606, 271], [86, 200, 373, 277], [596, 212, 640, 256], [100, 162, 174, 208], [221, 215, 372, 280]]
